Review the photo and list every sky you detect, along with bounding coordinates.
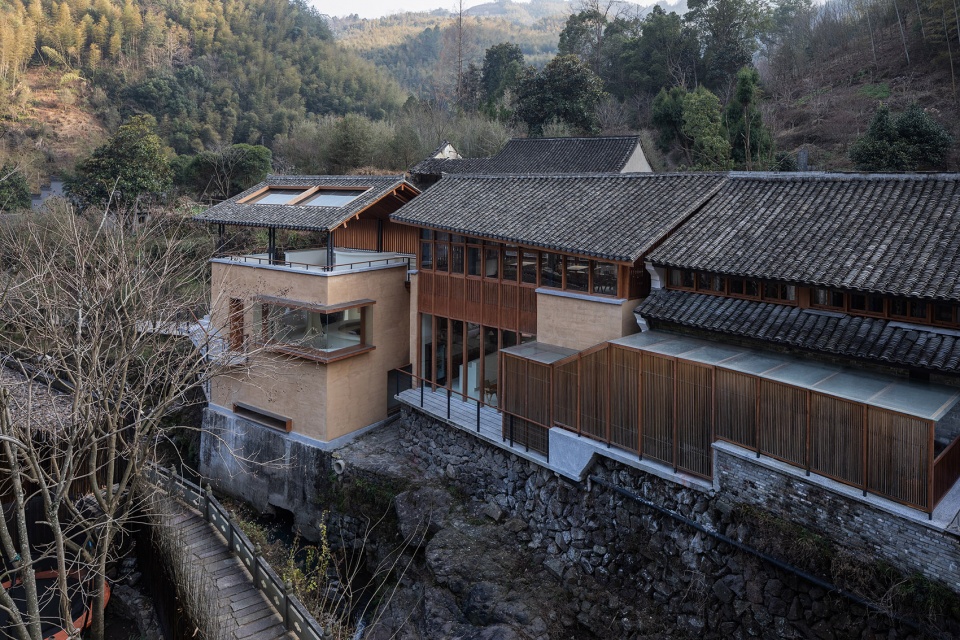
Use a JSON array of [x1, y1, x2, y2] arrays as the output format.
[[317, 0, 496, 19]]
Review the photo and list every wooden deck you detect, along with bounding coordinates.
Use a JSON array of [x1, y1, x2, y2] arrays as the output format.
[[165, 502, 296, 640]]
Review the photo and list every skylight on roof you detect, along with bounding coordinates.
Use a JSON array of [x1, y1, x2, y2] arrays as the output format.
[[301, 189, 367, 207], [248, 189, 306, 205]]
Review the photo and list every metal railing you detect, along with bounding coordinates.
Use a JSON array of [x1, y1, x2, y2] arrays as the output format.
[[392, 368, 550, 458], [220, 254, 411, 273], [145, 465, 325, 640]]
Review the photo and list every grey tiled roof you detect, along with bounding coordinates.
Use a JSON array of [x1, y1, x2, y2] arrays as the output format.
[[390, 173, 726, 262], [409, 136, 643, 176], [192, 175, 415, 231], [637, 289, 960, 373], [649, 173, 960, 301]]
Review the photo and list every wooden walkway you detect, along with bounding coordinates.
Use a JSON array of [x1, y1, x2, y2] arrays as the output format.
[[166, 502, 296, 640]]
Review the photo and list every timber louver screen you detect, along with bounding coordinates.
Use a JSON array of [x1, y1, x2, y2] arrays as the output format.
[[554, 358, 578, 430], [500, 353, 550, 456], [867, 408, 929, 508], [642, 354, 673, 465], [580, 349, 608, 440], [759, 380, 806, 466], [715, 370, 756, 447], [676, 362, 713, 478], [497, 332, 951, 513], [610, 347, 640, 452], [810, 395, 863, 485]]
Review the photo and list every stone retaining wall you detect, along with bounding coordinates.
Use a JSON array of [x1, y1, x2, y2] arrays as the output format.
[[716, 446, 960, 593], [399, 406, 959, 638]]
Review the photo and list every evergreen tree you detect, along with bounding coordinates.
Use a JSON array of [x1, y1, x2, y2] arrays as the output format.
[[850, 104, 953, 171], [513, 55, 606, 137], [652, 86, 689, 152], [65, 115, 172, 213], [682, 85, 732, 169], [480, 42, 524, 108], [725, 66, 772, 169], [0, 164, 31, 211]]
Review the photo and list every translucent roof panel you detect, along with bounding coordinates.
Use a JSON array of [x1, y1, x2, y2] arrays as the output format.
[[764, 362, 839, 388], [249, 189, 306, 205], [302, 189, 367, 207], [502, 341, 577, 365], [718, 352, 788, 376], [812, 372, 894, 405], [869, 383, 960, 421], [627, 331, 960, 421]]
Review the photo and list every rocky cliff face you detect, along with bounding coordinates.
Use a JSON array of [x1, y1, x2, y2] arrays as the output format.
[[324, 411, 954, 639]]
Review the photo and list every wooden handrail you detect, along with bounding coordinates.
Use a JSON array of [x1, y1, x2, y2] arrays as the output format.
[[145, 465, 325, 640]]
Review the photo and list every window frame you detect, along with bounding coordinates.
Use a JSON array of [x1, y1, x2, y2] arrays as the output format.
[[253, 296, 375, 363]]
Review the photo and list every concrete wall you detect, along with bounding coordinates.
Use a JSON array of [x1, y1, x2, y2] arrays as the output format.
[[199, 407, 331, 539], [209, 260, 410, 441], [535, 291, 640, 351]]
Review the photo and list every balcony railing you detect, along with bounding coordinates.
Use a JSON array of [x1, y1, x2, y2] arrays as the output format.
[[218, 254, 411, 273]]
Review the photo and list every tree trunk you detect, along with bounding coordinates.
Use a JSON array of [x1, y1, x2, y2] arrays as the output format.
[[743, 105, 752, 171], [893, 0, 911, 64]]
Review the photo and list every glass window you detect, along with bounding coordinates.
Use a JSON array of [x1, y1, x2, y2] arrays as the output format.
[[680, 270, 695, 289], [420, 242, 433, 270], [934, 303, 955, 324], [248, 189, 306, 205], [450, 320, 465, 395], [698, 274, 725, 293], [435, 243, 448, 272], [521, 251, 538, 285], [745, 280, 759, 298], [451, 245, 464, 274], [502, 246, 519, 282], [849, 293, 866, 311], [592, 261, 617, 295], [765, 283, 797, 302], [465, 322, 482, 400], [485, 248, 499, 278], [729, 278, 744, 295], [467, 247, 481, 276], [300, 189, 366, 207], [814, 288, 843, 309], [891, 299, 909, 317], [482, 327, 499, 407], [436, 232, 450, 242], [420, 229, 433, 240], [910, 300, 928, 320], [541, 253, 563, 288], [697, 272, 712, 291], [565, 256, 589, 292], [258, 302, 367, 355], [467, 235, 482, 245], [434, 317, 448, 386], [420, 314, 433, 380]]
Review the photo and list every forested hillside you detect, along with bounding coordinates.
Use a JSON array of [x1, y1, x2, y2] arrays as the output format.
[[0, 0, 403, 183], [331, 10, 567, 96]]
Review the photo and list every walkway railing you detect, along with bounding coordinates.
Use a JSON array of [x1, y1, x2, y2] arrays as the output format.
[[392, 368, 550, 458], [145, 465, 325, 640]]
